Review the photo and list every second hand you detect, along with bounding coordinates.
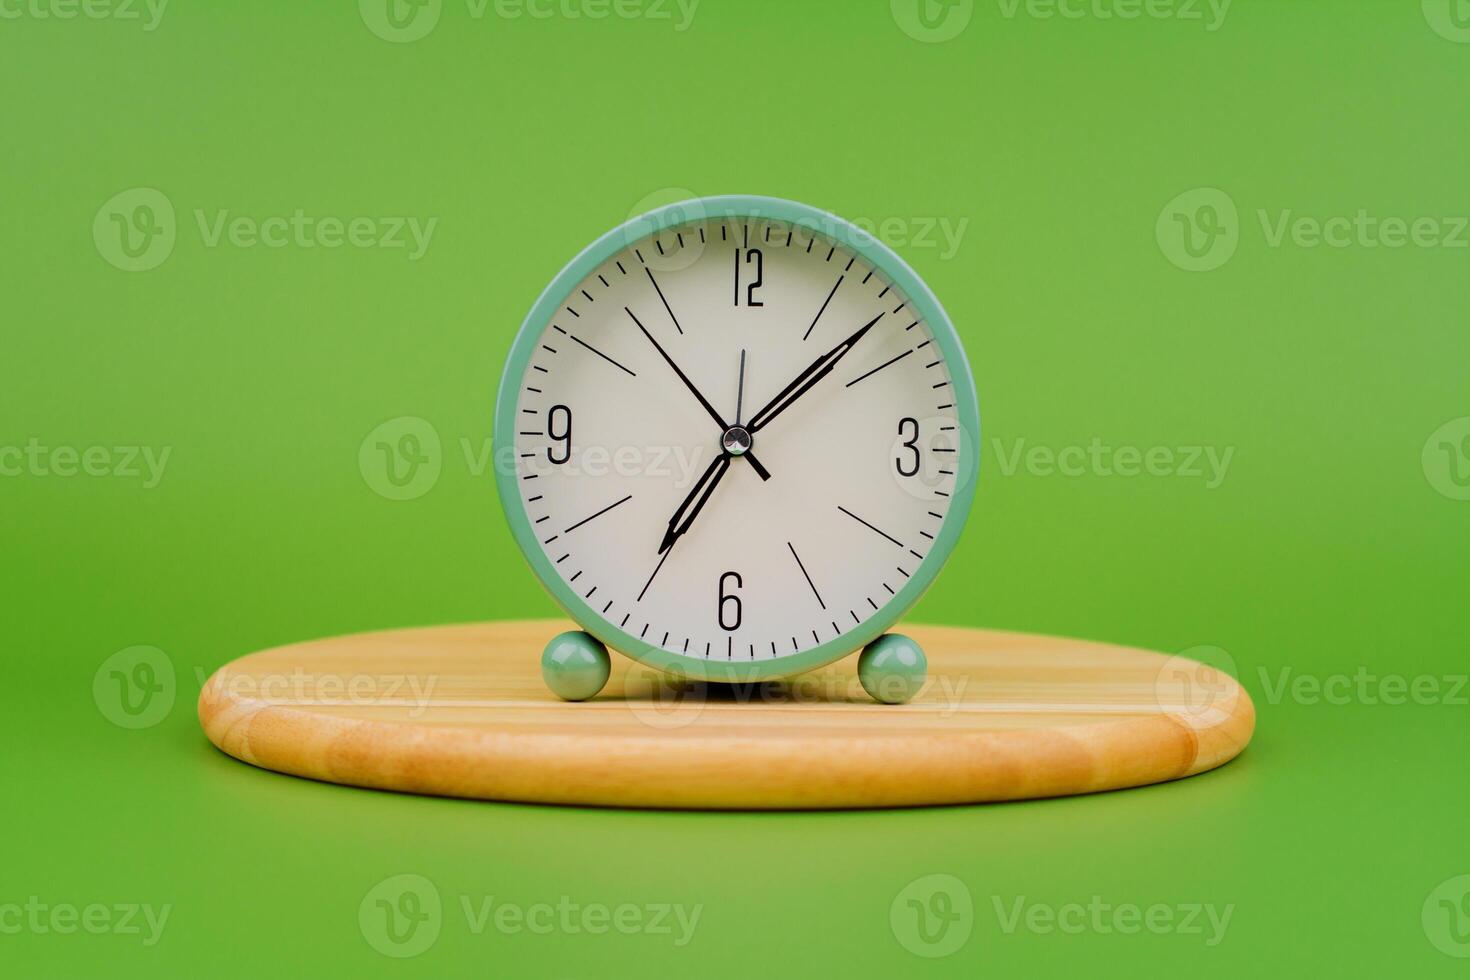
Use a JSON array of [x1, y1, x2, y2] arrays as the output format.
[[735, 349, 747, 426]]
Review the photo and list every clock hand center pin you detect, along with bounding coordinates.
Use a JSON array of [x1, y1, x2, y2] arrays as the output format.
[[628, 307, 771, 481]]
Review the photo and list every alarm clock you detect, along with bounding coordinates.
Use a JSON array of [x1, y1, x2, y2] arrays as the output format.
[[493, 196, 979, 703]]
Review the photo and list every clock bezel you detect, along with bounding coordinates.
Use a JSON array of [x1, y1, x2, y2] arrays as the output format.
[[494, 195, 981, 682]]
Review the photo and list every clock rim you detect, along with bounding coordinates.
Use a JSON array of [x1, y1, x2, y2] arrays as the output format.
[[493, 194, 982, 683]]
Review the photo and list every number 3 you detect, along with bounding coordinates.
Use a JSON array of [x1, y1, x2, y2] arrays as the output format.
[[896, 417, 921, 477]]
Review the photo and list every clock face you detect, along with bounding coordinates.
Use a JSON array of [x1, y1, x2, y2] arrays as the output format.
[[499, 200, 977, 679]]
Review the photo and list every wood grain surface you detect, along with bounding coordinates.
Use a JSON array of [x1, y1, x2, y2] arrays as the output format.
[[197, 621, 1254, 809]]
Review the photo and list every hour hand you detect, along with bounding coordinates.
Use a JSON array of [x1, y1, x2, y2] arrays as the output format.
[[658, 452, 731, 554]]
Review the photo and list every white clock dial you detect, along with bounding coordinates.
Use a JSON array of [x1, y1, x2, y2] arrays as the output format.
[[510, 217, 963, 664]]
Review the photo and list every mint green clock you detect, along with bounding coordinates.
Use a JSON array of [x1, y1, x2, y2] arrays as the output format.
[[494, 196, 980, 703]]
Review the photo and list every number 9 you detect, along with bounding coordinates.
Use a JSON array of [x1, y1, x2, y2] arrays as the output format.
[[548, 404, 572, 465]]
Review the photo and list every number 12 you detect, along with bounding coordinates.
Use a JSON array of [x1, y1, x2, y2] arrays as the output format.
[[734, 249, 763, 307]]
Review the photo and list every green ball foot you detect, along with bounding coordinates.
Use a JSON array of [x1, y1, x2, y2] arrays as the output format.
[[541, 631, 610, 701], [858, 633, 927, 704]]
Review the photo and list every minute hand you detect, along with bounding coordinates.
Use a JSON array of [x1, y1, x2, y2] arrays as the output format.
[[746, 312, 883, 433]]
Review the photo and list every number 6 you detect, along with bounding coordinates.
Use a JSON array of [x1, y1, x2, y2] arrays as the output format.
[[718, 572, 743, 631]]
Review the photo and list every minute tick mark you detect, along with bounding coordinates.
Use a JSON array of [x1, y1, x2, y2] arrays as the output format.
[[787, 541, 826, 610], [570, 334, 638, 378], [838, 505, 904, 548], [645, 267, 684, 335], [803, 275, 844, 341], [564, 494, 633, 534], [845, 349, 913, 388]]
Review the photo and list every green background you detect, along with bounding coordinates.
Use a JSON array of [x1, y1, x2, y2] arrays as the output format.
[[3, 0, 1468, 975]]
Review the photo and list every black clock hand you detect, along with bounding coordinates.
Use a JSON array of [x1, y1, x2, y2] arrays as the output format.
[[628, 306, 726, 430], [735, 349, 747, 426], [627, 306, 772, 482], [746, 312, 883, 434], [658, 451, 732, 554]]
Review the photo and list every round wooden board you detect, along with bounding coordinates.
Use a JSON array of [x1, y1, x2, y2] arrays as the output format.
[[198, 621, 1255, 810]]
